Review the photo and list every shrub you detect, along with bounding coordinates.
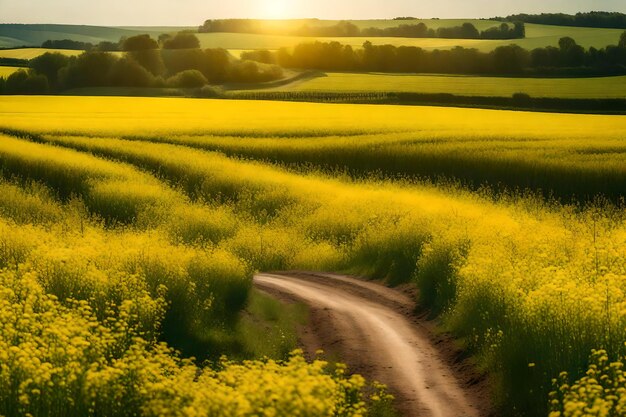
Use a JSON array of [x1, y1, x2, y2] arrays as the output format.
[[109, 58, 156, 87], [166, 70, 208, 88], [4, 70, 49, 94], [229, 60, 284, 83], [161, 48, 206, 76], [58, 52, 118, 89], [30, 52, 70, 86], [198, 85, 224, 98], [240, 49, 277, 64], [121, 34, 159, 51], [162, 32, 201, 49]]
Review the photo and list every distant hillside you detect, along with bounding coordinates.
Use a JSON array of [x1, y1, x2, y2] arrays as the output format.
[[496, 11, 626, 29], [0, 24, 194, 48]]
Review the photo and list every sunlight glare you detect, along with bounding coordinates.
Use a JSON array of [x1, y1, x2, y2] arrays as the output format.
[[261, 0, 291, 19]]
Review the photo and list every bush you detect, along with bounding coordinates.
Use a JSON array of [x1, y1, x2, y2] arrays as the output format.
[[198, 85, 224, 98], [127, 50, 165, 76], [161, 48, 206, 76], [58, 52, 118, 89], [41, 39, 92, 50], [202, 48, 232, 83], [96, 41, 120, 52], [4, 70, 49, 94], [121, 34, 158, 51], [166, 70, 208, 88], [240, 49, 277, 64], [162, 32, 201, 49], [30, 52, 70, 86], [230, 60, 284, 83], [21, 74, 49, 94], [512, 92, 532, 103], [109, 58, 156, 87], [4, 70, 28, 94]]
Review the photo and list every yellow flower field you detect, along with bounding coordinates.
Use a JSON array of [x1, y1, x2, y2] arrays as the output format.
[[1, 96, 626, 415]]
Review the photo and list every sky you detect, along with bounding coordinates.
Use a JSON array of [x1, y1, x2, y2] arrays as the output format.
[[1, 0, 626, 26]]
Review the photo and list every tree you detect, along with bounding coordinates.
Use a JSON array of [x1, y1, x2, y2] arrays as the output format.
[[158, 34, 172, 46], [162, 33, 201, 49], [30, 52, 70, 87], [558, 37, 585, 66], [121, 34, 158, 51], [121, 35, 164, 75], [21, 74, 49, 94], [491, 45, 530, 73], [109, 58, 155, 87], [558, 37, 577, 51], [42, 39, 92, 50], [4, 70, 49, 94], [619, 31, 626, 48], [127, 50, 165, 76], [531, 46, 560, 67], [514, 22, 526, 38], [166, 70, 207, 88], [4, 70, 28, 94], [96, 41, 120, 52], [229, 60, 283, 83], [202, 48, 232, 83], [58, 52, 118, 89], [240, 50, 276, 64], [161, 48, 205, 76]]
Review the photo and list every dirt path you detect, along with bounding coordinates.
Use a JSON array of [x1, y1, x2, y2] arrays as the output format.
[[254, 272, 488, 417]]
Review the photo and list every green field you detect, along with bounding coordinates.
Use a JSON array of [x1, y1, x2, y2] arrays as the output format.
[[263, 72, 626, 98], [0, 24, 194, 48], [196, 21, 623, 52], [0, 21, 622, 52], [1, 96, 626, 415]]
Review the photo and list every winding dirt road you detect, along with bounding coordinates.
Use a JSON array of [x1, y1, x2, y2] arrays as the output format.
[[254, 272, 487, 417]]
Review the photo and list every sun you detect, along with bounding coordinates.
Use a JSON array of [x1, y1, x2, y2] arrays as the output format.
[[260, 0, 291, 19]]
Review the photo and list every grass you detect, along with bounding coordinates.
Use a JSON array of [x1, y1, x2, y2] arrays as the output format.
[[1, 96, 626, 415], [262, 72, 626, 99], [234, 290, 308, 359]]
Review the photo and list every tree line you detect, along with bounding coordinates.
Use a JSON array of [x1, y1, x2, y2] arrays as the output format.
[[41, 39, 120, 51], [242, 31, 626, 75], [199, 19, 525, 40], [40, 32, 205, 52], [496, 11, 626, 29], [0, 33, 283, 95]]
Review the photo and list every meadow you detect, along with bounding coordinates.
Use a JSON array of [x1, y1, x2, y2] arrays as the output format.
[[265, 72, 626, 99], [0, 96, 626, 416]]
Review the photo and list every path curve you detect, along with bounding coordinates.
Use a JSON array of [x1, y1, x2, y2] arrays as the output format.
[[254, 272, 485, 417]]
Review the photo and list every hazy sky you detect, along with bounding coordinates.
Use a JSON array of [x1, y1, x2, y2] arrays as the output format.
[[1, 0, 626, 26]]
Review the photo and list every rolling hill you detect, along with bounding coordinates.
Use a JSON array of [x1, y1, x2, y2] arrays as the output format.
[[0, 20, 622, 52], [0, 24, 194, 48]]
